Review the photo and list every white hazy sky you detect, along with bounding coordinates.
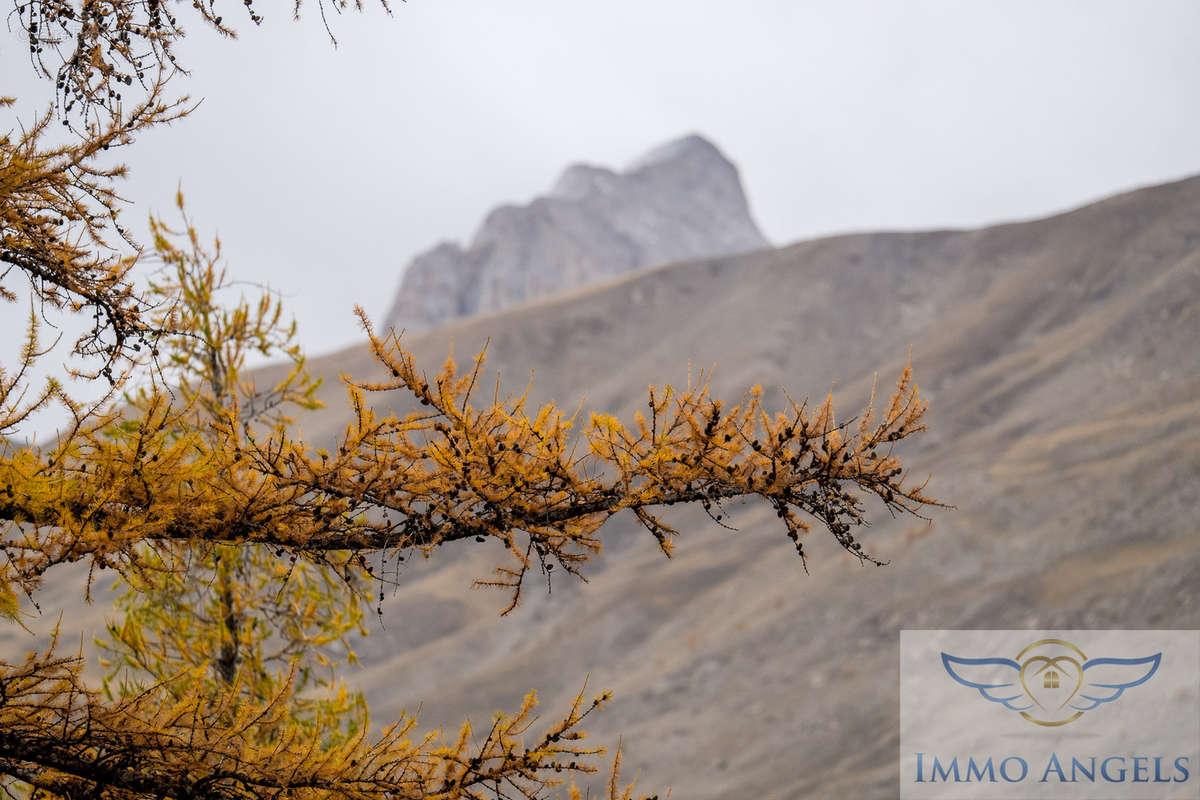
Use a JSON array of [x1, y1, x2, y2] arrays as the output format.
[[3, 0, 1200, 363]]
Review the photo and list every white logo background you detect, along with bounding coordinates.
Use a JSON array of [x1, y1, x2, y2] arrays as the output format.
[[901, 630, 1200, 799]]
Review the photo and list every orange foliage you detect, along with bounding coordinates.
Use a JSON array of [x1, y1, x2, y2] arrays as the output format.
[[0, 8, 940, 797]]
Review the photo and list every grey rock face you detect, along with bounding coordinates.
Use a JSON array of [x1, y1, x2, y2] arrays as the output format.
[[383, 134, 768, 332]]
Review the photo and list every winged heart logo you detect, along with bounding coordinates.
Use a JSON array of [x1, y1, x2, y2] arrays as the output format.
[[941, 638, 1161, 726]]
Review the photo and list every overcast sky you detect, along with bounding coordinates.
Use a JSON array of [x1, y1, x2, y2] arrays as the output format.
[[4, 0, 1200, 389]]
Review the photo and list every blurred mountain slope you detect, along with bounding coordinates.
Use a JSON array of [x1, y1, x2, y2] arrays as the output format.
[[317, 171, 1200, 798], [18, 172, 1200, 799]]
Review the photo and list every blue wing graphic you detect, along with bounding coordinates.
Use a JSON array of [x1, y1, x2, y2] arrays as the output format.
[[941, 653, 1032, 711], [1069, 654, 1162, 711]]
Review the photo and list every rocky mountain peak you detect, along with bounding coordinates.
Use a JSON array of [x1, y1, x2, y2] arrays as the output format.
[[383, 134, 768, 333], [549, 164, 620, 200], [627, 132, 723, 171]]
